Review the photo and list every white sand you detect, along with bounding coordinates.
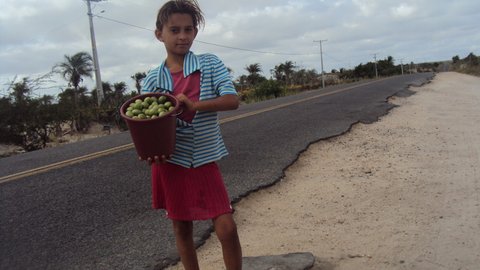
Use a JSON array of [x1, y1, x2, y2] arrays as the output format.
[[169, 72, 480, 270]]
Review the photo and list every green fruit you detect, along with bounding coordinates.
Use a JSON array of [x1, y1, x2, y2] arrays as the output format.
[[158, 96, 167, 103], [132, 109, 142, 116], [146, 109, 157, 116], [124, 95, 173, 119]]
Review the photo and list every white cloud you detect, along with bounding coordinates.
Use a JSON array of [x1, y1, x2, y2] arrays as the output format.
[[0, 0, 37, 20], [352, 0, 378, 16], [391, 4, 416, 18]]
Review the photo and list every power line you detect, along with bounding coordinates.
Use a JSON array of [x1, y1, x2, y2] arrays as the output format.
[[95, 14, 152, 31], [323, 52, 349, 66], [196, 40, 316, 56], [95, 14, 385, 70], [94, 14, 318, 56]]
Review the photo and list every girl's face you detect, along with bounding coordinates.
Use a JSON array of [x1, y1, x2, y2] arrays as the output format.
[[156, 13, 198, 57]]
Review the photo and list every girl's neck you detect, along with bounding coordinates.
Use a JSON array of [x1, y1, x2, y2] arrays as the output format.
[[166, 54, 184, 73]]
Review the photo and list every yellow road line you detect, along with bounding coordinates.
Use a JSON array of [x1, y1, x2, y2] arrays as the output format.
[[219, 81, 375, 124], [0, 79, 379, 184], [0, 144, 133, 184]]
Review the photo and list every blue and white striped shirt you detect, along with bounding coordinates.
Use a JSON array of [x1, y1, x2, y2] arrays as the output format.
[[141, 51, 237, 168]]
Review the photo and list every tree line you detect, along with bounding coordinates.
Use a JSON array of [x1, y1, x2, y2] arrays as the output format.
[[1, 52, 144, 152], [2, 50, 441, 153], [238, 55, 412, 102], [450, 52, 480, 76]]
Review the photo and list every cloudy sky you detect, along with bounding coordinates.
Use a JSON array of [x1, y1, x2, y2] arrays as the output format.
[[1, 0, 479, 97]]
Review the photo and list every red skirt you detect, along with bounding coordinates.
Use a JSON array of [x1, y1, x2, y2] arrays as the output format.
[[151, 162, 233, 221]]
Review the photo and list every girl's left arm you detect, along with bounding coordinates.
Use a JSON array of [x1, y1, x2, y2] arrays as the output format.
[[176, 93, 239, 112]]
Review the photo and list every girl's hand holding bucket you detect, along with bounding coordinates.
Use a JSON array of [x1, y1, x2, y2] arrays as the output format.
[[138, 154, 172, 165]]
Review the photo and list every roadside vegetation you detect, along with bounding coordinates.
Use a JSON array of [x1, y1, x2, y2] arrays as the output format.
[[1, 51, 476, 156], [450, 52, 480, 76]]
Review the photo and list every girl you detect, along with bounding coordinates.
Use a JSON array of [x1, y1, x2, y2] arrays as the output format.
[[141, 1, 242, 269]]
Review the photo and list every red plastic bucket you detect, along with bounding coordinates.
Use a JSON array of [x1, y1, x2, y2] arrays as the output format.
[[120, 93, 180, 160]]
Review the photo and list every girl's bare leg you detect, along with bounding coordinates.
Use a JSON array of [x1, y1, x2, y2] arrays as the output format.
[[172, 220, 199, 270], [213, 213, 242, 270]]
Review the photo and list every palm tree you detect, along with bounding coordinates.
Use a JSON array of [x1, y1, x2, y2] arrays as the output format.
[[131, 72, 146, 95], [245, 63, 263, 87], [271, 61, 295, 87], [113, 82, 127, 106], [54, 52, 94, 107], [245, 63, 262, 76], [272, 63, 285, 82], [54, 52, 94, 131]]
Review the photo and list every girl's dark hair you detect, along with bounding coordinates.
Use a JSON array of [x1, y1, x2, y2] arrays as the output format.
[[156, 0, 205, 30]]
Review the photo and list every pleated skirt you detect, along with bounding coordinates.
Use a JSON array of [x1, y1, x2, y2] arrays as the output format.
[[151, 162, 233, 221]]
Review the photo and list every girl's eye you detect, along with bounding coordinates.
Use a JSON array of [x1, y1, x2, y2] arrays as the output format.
[[169, 27, 194, 34]]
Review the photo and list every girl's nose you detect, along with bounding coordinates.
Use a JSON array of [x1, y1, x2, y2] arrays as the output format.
[[178, 30, 188, 40]]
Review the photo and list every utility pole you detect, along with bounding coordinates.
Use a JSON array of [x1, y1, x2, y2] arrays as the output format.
[[372, 53, 378, 79], [313, 40, 327, 88], [399, 58, 404, 75], [86, 0, 104, 106]]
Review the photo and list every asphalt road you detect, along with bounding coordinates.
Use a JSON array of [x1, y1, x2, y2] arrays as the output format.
[[0, 73, 434, 270]]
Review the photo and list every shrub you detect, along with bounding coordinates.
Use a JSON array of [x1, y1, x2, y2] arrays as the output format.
[[253, 79, 283, 100]]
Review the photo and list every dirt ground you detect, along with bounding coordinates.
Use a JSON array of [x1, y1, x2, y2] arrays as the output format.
[[169, 72, 480, 270]]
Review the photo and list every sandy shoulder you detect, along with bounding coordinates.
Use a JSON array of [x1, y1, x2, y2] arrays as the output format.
[[169, 72, 480, 270]]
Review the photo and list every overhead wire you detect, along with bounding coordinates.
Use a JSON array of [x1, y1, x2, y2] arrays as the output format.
[[94, 14, 319, 56], [2, 8, 353, 97]]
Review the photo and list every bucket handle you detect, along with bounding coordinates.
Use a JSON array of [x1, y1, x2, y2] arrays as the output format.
[[171, 108, 183, 117]]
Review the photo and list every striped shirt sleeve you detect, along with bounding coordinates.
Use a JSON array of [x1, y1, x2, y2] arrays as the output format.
[[141, 67, 160, 94], [207, 54, 237, 97]]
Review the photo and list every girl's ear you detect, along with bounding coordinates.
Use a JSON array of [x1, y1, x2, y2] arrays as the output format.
[[155, 29, 163, 42]]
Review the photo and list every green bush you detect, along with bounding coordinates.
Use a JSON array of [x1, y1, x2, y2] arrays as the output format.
[[253, 79, 283, 100]]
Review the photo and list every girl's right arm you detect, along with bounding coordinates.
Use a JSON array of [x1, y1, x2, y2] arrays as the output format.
[[176, 93, 239, 112]]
